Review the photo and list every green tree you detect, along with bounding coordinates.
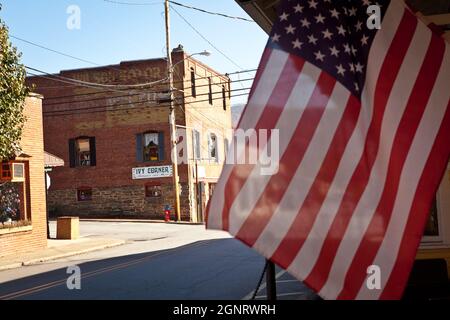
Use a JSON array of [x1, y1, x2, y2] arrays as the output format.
[[0, 3, 29, 161]]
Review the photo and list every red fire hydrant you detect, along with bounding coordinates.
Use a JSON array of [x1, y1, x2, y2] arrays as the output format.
[[164, 205, 171, 222]]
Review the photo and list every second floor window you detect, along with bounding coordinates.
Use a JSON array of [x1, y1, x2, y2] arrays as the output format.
[[224, 138, 229, 159], [208, 133, 218, 162], [208, 77, 213, 105], [69, 137, 96, 168], [192, 129, 201, 160], [191, 68, 196, 98], [136, 131, 165, 162]]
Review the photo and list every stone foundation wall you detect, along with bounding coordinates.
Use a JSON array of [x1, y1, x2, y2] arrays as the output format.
[[47, 183, 191, 221]]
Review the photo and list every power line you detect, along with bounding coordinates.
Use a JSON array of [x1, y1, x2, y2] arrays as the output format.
[[42, 87, 251, 115], [170, 5, 244, 71], [102, 0, 254, 22], [41, 79, 253, 107], [42, 92, 250, 117], [26, 65, 168, 89], [102, 0, 162, 5], [11, 35, 108, 68], [33, 70, 255, 90], [177, 99, 229, 132], [26, 71, 132, 95], [31, 71, 256, 101], [168, 1, 254, 23], [14, 33, 254, 92]]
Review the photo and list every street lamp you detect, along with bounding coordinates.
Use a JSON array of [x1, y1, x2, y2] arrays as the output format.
[[170, 50, 212, 70], [195, 50, 211, 57]]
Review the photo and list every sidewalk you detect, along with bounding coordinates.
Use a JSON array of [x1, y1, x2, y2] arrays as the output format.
[[78, 218, 204, 225], [0, 237, 125, 271]]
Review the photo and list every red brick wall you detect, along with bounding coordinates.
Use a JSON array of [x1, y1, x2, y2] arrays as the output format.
[[27, 50, 231, 221], [0, 95, 48, 257]]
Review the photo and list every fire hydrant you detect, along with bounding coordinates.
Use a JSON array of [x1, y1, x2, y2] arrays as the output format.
[[164, 205, 171, 222]]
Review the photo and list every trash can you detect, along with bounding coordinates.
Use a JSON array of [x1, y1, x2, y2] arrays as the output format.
[[56, 216, 79, 240]]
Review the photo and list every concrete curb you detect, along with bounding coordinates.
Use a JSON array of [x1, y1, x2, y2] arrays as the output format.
[[78, 218, 205, 226], [0, 239, 126, 272]]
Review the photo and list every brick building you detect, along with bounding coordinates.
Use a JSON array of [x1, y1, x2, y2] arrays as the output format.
[[28, 46, 232, 222], [0, 94, 48, 257]]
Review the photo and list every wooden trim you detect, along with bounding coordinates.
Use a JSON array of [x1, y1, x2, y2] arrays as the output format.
[[424, 13, 450, 25], [0, 225, 33, 236]]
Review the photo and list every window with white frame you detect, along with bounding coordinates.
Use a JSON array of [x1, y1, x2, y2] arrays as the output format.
[[192, 129, 201, 160], [208, 133, 218, 162], [224, 138, 229, 160]]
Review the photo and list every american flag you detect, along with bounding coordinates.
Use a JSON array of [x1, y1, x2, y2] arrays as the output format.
[[206, 0, 450, 299]]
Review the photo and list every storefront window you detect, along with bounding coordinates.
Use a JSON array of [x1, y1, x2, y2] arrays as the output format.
[[0, 182, 22, 223], [0, 161, 29, 225]]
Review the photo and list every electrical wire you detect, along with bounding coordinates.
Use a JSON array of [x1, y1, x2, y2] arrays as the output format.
[[42, 92, 250, 117], [42, 87, 250, 115], [102, 0, 254, 22], [28, 69, 256, 100], [170, 5, 244, 71], [26, 65, 169, 89], [42, 84, 251, 107], [10, 35, 115, 69], [172, 68, 234, 131], [26, 71, 133, 95], [168, 1, 254, 23], [102, 0, 162, 5], [39, 66, 253, 116]]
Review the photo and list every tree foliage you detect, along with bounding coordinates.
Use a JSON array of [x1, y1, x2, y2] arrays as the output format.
[[0, 4, 29, 160]]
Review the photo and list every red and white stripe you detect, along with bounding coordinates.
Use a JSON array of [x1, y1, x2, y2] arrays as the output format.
[[206, 0, 450, 300]]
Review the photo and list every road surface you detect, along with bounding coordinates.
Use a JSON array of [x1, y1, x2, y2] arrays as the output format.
[[0, 221, 317, 300]]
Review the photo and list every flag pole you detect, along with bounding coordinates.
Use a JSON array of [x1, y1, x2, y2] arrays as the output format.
[[266, 259, 277, 300]]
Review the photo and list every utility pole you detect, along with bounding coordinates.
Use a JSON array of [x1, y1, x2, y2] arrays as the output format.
[[164, 0, 181, 221]]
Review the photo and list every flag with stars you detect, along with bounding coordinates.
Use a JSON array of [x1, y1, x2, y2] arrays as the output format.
[[206, 0, 450, 299]]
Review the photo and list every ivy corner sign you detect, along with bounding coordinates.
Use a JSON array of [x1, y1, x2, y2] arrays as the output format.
[[132, 165, 173, 180]]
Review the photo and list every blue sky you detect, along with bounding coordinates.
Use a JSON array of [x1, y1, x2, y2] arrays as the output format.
[[0, 0, 268, 105]]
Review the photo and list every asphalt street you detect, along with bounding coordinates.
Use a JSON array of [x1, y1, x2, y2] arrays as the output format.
[[0, 221, 317, 300]]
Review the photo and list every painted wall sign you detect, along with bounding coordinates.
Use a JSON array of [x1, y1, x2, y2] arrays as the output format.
[[132, 165, 173, 179]]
